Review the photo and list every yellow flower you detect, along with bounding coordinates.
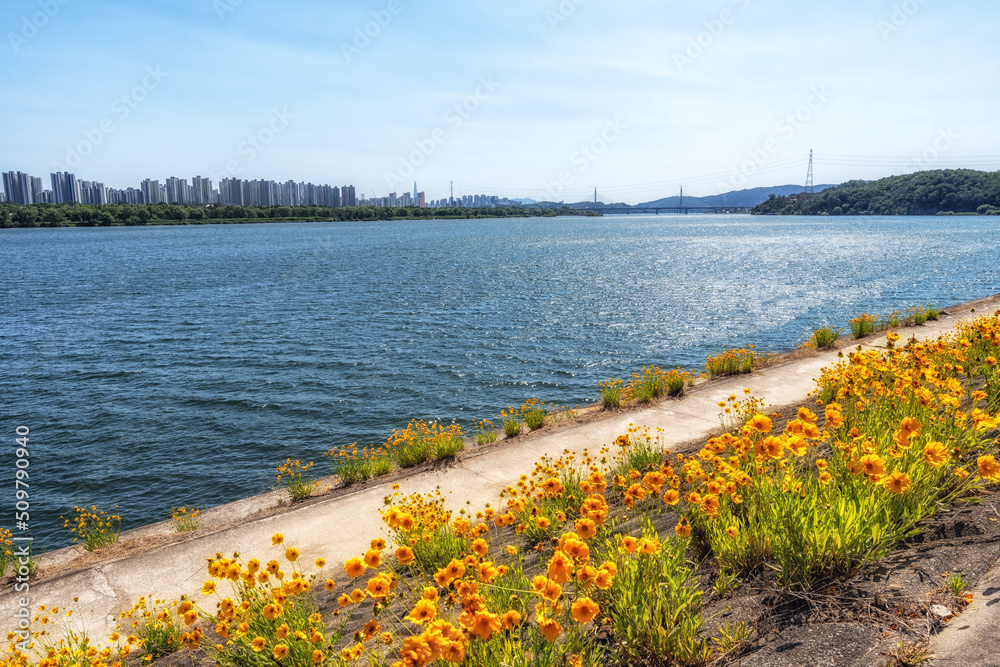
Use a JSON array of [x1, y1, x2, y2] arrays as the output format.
[[272, 644, 289, 660], [725, 525, 739, 538], [311, 650, 324, 664], [621, 536, 638, 553], [750, 414, 773, 433], [250, 637, 266, 653], [201, 581, 216, 595], [363, 549, 382, 569], [405, 599, 437, 625], [571, 597, 600, 624], [662, 489, 680, 505], [885, 471, 912, 495], [314, 558, 326, 569], [538, 616, 562, 642], [547, 551, 574, 584], [977, 455, 1000, 482], [395, 546, 415, 565], [344, 557, 365, 578], [285, 547, 299, 562], [923, 441, 949, 467], [860, 453, 885, 477], [675, 518, 692, 538], [467, 611, 500, 641], [275, 624, 289, 640], [324, 579, 336, 592], [501, 609, 522, 630], [271, 533, 284, 546]]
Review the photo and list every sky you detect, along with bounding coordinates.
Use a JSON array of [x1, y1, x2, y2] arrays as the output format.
[[2, 0, 999, 204]]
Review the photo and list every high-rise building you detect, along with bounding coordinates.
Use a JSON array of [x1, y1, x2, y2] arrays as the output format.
[[341, 185, 356, 207], [141, 179, 162, 204], [50, 172, 82, 204], [3, 171, 34, 204], [192, 176, 213, 205]]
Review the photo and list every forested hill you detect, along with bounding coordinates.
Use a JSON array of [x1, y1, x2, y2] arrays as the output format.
[[752, 169, 1000, 216]]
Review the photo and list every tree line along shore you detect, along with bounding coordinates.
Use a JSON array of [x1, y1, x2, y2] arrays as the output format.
[[0, 203, 599, 228]]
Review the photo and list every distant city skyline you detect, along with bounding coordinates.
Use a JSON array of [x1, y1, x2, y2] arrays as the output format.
[[2, 1, 999, 204], [0, 168, 525, 209]]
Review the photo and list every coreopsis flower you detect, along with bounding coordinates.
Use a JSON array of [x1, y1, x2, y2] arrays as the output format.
[[675, 518, 692, 538], [977, 455, 1000, 482], [571, 597, 600, 624], [271, 533, 284, 546], [470, 612, 501, 640], [471, 539, 489, 558], [637, 538, 661, 555], [923, 441, 949, 467], [363, 549, 382, 569], [574, 518, 597, 539], [663, 489, 680, 505], [621, 536, 638, 553], [547, 551, 574, 584], [860, 453, 885, 477], [344, 557, 365, 578], [726, 525, 739, 538], [885, 471, 912, 495], [251, 637, 266, 653], [406, 600, 437, 625], [285, 547, 299, 562], [395, 546, 415, 565], [501, 609, 522, 630], [538, 616, 562, 642], [750, 414, 773, 433]]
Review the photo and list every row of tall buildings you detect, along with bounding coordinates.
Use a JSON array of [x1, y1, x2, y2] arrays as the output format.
[[3, 170, 520, 210], [361, 183, 516, 209], [1, 170, 357, 208]]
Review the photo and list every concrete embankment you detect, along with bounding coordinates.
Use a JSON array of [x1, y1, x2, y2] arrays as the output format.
[[3, 293, 999, 664]]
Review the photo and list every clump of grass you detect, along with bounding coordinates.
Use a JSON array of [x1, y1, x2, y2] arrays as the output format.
[[944, 571, 966, 598], [170, 506, 200, 532], [849, 312, 879, 338], [327, 443, 380, 486], [275, 458, 319, 502], [0, 528, 12, 577], [705, 345, 773, 377], [521, 398, 549, 430], [499, 406, 524, 437], [120, 596, 183, 661], [62, 504, 121, 551], [926, 305, 941, 320], [475, 419, 498, 445], [803, 326, 841, 349], [387, 420, 465, 467], [598, 379, 624, 409]]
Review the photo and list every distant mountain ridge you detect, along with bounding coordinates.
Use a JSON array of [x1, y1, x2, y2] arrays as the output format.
[[638, 184, 834, 209]]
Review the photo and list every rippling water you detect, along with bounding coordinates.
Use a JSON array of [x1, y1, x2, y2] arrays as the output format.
[[2, 214, 998, 549]]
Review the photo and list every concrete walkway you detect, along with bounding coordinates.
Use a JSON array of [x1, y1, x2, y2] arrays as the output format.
[[3, 296, 998, 651]]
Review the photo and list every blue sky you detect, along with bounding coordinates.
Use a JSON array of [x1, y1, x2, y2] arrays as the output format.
[[2, 0, 998, 204]]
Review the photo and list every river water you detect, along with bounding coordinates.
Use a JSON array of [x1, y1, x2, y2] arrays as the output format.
[[2, 214, 998, 549]]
